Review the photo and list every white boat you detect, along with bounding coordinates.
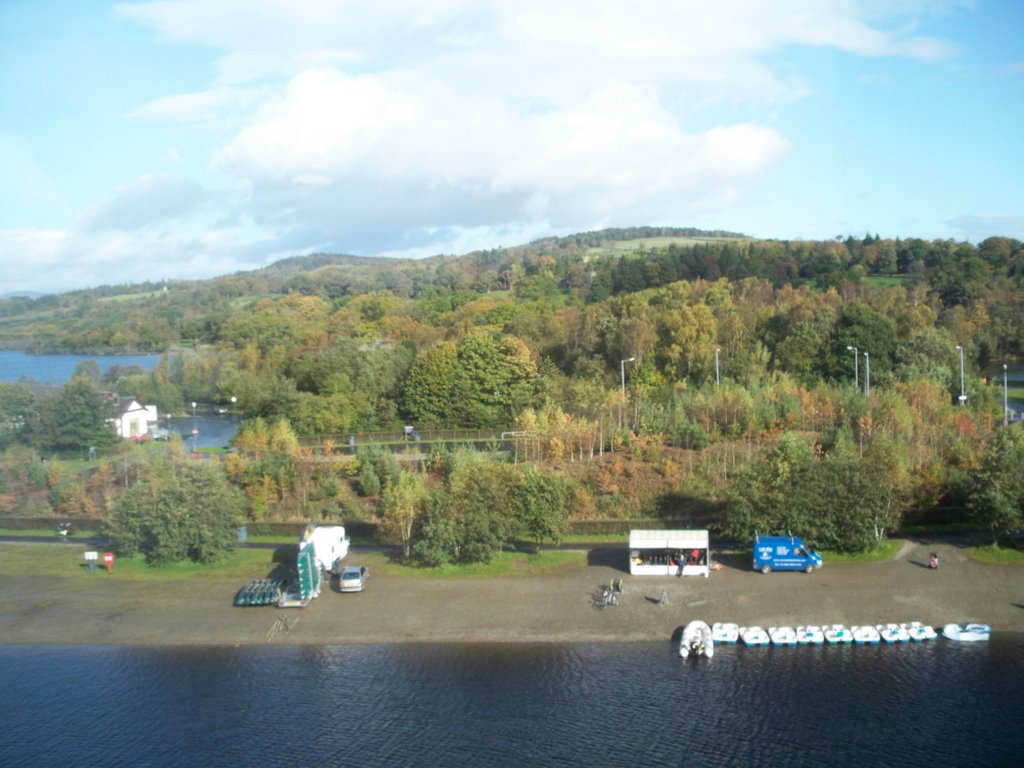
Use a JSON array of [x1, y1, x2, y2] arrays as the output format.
[[740, 626, 770, 647], [796, 625, 824, 644], [902, 622, 937, 641], [852, 625, 881, 644], [769, 626, 798, 646], [711, 622, 739, 644], [824, 624, 853, 644], [679, 620, 714, 658], [878, 623, 910, 643], [942, 623, 991, 642]]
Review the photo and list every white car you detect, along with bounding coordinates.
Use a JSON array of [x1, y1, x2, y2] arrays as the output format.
[[338, 565, 369, 593]]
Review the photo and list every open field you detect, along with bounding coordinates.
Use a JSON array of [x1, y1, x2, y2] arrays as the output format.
[[588, 235, 751, 254], [1, 535, 1020, 645]]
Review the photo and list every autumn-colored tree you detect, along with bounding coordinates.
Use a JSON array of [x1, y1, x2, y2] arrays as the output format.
[[380, 469, 427, 558]]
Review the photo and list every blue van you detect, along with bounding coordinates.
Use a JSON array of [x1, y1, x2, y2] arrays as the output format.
[[753, 535, 822, 574]]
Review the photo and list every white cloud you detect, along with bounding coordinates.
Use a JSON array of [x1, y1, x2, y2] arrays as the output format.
[[0, 224, 266, 295], [131, 86, 264, 124], [6, 0, 957, 294], [80, 175, 208, 232]]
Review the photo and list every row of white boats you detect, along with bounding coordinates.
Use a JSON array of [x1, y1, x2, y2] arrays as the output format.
[[679, 620, 991, 658]]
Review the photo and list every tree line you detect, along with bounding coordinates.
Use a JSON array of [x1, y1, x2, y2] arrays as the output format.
[[1, 227, 1023, 565]]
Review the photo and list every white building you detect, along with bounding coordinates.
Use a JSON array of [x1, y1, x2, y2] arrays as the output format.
[[114, 398, 159, 440]]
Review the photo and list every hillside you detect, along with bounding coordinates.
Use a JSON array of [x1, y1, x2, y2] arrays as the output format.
[[0, 227, 750, 353]]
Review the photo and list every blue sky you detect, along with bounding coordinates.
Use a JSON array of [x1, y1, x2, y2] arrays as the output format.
[[1, 0, 1022, 295]]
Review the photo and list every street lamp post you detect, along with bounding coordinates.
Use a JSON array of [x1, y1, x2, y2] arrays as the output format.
[[191, 401, 198, 453], [846, 345, 859, 390], [620, 357, 636, 399], [955, 344, 966, 405], [1004, 364, 1009, 426], [863, 351, 870, 396], [714, 348, 720, 388]]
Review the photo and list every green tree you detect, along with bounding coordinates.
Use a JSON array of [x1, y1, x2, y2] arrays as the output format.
[[512, 468, 571, 547], [108, 460, 244, 565], [401, 342, 458, 426], [380, 470, 428, 557], [725, 432, 817, 540], [413, 488, 459, 566], [0, 383, 36, 449], [30, 375, 117, 454], [966, 427, 1024, 542], [450, 332, 539, 428], [402, 332, 538, 428]]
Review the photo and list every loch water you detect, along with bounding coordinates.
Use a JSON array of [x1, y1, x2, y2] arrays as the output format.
[[0, 350, 166, 384], [1, 638, 1021, 767]]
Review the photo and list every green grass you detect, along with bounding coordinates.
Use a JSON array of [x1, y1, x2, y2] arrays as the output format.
[[560, 533, 631, 545], [0, 528, 102, 538], [819, 539, 902, 563], [589, 235, 749, 255], [729, 539, 902, 564], [1006, 386, 1024, 400], [97, 290, 165, 303], [358, 549, 586, 579], [965, 543, 1024, 565], [0, 543, 280, 581], [864, 275, 912, 288]]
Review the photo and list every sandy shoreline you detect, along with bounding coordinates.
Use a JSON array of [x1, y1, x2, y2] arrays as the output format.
[[1, 537, 1020, 645]]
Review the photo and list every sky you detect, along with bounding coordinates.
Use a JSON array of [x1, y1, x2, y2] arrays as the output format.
[[1, 0, 1023, 296]]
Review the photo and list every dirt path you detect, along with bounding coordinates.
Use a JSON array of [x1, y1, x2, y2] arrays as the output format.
[[1, 538, 1020, 645]]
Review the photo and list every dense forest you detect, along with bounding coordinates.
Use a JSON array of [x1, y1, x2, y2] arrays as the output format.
[[2, 227, 1023, 565]]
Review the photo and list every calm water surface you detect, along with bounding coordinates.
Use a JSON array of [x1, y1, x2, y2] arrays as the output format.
[[1, 639, 1021, 767], [0, 350, 166, 384]]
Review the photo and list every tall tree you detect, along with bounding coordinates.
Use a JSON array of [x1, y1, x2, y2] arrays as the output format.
[[967, 427, 1024, 542], [512, 468, 571, 548], [108, 460, 244, 565], [31, 375, 117, 454], [380, 470, 427, 558]]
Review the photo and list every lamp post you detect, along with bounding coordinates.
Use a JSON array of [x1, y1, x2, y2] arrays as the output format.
[[714, 348, 720, 388], [230, 395, 237, 413], [191, 401, 198, 453], [863, 351, 870, 396], [846, 345, 859, 390], [955, 344, 966, 405], [620, 357, 636, 399], [1004, 364, 1009, 426]]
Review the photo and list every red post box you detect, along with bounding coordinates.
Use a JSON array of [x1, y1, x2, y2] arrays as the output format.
[[103, 552, 114, 573]]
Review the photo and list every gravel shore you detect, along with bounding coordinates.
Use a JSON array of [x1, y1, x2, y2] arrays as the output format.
[[1, 537, 1020, 645]]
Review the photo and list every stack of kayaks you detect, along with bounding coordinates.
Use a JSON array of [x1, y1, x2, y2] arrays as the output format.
[[234, 578, 286, 606]]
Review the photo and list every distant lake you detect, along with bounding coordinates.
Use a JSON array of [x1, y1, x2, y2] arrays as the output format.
[[0, 350, 167, 384]]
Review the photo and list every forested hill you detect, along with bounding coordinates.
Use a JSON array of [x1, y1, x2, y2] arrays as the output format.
[[0, 226, 1021, 357]]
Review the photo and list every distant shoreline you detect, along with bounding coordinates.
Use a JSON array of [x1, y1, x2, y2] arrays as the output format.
[[1, 537, 1020, 646]]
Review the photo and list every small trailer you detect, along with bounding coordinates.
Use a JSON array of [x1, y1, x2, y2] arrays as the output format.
[[277, 540, 322, 608], [629, 529, 710, 577]]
